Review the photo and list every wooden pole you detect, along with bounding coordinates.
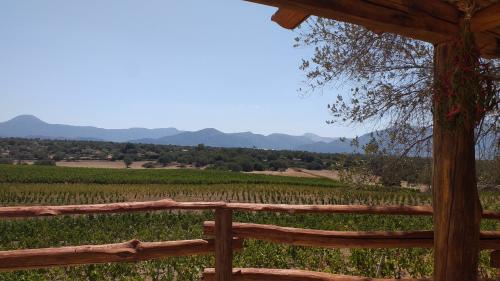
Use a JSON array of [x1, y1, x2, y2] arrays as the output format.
[[432, 43, 482, 281], [215, 208, 233, 281]]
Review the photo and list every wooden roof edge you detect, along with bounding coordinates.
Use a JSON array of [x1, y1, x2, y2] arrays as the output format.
[[471, 1, 500, 32], [246, 0, 500, 58], [271, 8, 309, 29], [245, 0, 460, 43]]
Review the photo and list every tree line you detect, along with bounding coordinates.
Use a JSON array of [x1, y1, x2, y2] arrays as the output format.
[[0, 138, 497, 187]]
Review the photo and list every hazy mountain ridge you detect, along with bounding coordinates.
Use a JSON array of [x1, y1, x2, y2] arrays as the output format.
[[0, 115, 183, 143], [0, 115, 393, 153]]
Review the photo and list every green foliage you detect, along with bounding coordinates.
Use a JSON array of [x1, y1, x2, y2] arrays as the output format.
[[123, 155, 134, 168], [0, 165, 342, 187], [0, 167, 497, 280], [32, 159, 56, 166]]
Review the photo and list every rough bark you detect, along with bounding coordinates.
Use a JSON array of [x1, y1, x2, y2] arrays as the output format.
[[432, 43, 482, 281]]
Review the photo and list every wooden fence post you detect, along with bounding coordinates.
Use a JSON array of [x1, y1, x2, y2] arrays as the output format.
[[215, 208, 233, 281]]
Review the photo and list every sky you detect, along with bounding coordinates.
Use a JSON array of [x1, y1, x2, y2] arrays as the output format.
[[0, 0, 372, 138]]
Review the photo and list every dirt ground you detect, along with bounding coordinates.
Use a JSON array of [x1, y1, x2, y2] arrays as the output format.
[[55, 160, 192, 169], [246, 168, 340, 180], [53, 161, 341, 180]]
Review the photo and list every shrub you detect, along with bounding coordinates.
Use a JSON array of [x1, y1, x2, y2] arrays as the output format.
[[33, 159, 56, 166], [0, 158, 13, 164]]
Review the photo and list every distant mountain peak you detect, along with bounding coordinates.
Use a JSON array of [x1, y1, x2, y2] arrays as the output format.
[[8, 115, 45, 123]]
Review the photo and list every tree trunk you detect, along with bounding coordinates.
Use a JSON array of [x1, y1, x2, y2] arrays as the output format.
[[432, 43, 482, 281]]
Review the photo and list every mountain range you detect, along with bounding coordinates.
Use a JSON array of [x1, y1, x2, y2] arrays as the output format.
[[0, 115, 370, 153]]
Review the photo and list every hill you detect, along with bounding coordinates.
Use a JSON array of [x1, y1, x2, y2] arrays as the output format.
[[0, 115, 182, 142]]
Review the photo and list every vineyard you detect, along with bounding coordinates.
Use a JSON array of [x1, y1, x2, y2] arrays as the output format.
[[0, 165, 498, 280]]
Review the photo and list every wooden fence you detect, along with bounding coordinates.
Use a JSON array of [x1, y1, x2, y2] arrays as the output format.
[[0, 199, 499, 280]]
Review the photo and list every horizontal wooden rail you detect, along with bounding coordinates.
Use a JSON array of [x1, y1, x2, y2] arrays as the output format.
[[204, 222, 500, 250], [226, 203, 436, 216], [1, 200, 498, 219], [0, 238, 243, 272], [0, 199, 225, 218], [202, 268, 494, 281]]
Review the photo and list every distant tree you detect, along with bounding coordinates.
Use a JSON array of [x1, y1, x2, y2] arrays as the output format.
[[269, 160, 287, 171], [253, 162, 265, 171], [121, 143, 137, 154], [227, 163, 242, 172], [52, 152, 66, 161], [33, 159, 55, 166], [157, 154, 172, 167], [240, 161, 254, 172], [123, 155, 134, 168], [0, 158, 13, 165]]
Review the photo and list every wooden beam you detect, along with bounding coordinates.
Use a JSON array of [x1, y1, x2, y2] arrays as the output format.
[[0, 199, 225, 217], [272, 8, 309, 29], [204, 221, 500, 250], [245, 0, 460, 43], [0, 238, 243, 272], [215, 209, 233, 281], [246, 0, 500, 58], [475, 32, 500, 59], [2, 201, 499, 219], [225, 203, 437, 216], [471, 2, 500, 32], [203, 268, 435, 281]]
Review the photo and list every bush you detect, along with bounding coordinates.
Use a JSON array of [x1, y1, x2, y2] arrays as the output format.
[[0, 158, 13, 164], [240, 161, 254, 172], [123, 155, 134, 168], [142, 162, 156, 169], [306, 160, 324, 170], [253, 162, 265, 171], [269, 160, 287, 171], [227, 163, 242, 172], [33, 159, 56, 166]]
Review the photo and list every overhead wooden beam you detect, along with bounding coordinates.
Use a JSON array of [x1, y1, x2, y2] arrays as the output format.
[[471, 2, 500, 32], [475, 32, 500, 58], [246, 0, 460, 43], [272, 8, 309, 29]]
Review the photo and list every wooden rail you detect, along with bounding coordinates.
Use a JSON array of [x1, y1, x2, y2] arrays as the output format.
[[0, 238, 243, 272], [0, 199, 225, 217], [204, 222, 500, 250], [1, 199, 499, 278], [1, 199, 499, 219], [202, 268, 494, 281]]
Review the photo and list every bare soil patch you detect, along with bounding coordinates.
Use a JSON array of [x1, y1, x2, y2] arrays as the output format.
[[247, 168, 340, 179]]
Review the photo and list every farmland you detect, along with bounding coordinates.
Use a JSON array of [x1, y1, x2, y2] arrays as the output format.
[[0, 165, 498, 280]]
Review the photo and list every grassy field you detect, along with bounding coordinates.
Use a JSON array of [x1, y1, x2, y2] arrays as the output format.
[[0, 165, 498, 280]]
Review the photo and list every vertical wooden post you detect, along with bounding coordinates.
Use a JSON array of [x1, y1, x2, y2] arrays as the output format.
[[215, 208, 233, 281], [432, 43, 482, 281]]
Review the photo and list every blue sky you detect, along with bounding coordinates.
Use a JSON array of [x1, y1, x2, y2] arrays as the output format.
[[0, 0, 371, 138]]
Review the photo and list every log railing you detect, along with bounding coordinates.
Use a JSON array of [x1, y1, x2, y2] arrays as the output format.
[[0, 199, 499, 280]]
